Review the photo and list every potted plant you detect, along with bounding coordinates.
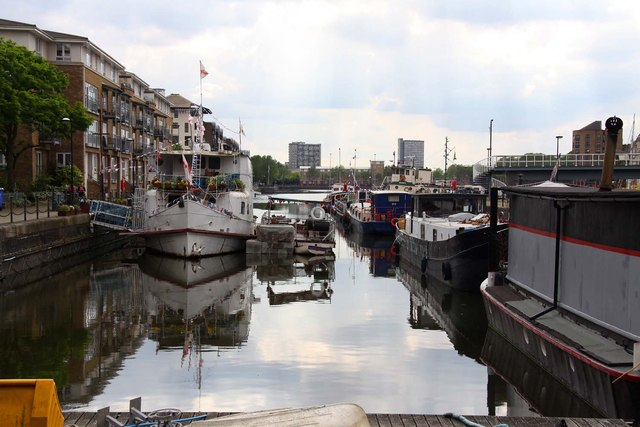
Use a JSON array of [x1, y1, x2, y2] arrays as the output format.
[[152, 177, 162, 188], [233, 178, 245, 191], [176, 178, 187, 190], [164, 180, 173, 190], [207, 177, 216, 190], [58, 204, 70, 216]]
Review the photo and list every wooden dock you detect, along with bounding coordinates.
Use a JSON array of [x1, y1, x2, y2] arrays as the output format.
[[63, 411, 631, 426]]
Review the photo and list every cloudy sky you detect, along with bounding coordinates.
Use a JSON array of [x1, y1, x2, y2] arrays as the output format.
[[5, 1, 640, 168]]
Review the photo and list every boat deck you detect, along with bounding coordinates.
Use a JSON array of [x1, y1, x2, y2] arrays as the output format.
[[63, 411, 630, 426], [487, 284, 635, 369]]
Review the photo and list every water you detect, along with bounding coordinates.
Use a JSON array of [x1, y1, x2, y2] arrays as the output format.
[[0, 210, 610, 417]]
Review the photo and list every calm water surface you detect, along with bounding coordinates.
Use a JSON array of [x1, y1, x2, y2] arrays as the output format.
[[0, 210, 605, 417]]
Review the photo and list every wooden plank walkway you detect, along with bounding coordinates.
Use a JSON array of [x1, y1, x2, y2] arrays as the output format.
[[63, 411, 631, 426]]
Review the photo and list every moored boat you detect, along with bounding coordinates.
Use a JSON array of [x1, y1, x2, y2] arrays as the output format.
[[261, 202, 336, 256], [395, 192, 507, 292], [480, 116, 640, 420]]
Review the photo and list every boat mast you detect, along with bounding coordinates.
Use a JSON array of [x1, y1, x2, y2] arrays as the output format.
[[191, 62, 206, 187]]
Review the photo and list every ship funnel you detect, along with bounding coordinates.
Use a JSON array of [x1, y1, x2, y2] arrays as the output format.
[[599, 116, 623, 191]]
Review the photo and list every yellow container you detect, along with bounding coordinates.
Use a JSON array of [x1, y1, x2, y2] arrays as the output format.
[[0, 379, 63, 427]]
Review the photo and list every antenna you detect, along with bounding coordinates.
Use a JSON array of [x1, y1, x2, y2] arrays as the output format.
[[443, 137, 455, 187]]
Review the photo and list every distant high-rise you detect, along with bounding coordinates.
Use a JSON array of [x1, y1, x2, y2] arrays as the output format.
[[397, 138, 424, 168], [288, 141, 321, 169]]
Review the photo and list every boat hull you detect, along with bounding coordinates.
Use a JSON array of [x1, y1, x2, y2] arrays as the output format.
[[138, 200, 253, 257], [481, 281, 640, 420], [294, 241, 335, 255], [396, 224, 506, 292], [345, 213, 395, 235]]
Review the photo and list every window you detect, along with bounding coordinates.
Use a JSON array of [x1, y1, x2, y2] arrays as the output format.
[[174, 110, 179, 119], [241, 202, 246, 214], [0, 153, 6, 169], [36, 151, 44, 177], [85, 50, 92, 68], [35, 38, 42, 56], [184, 122, 189, 133], [57, 153, 71, 167], [111, 158, 117, 183], [88, 153, 98, 180], [85, 83, 99, 113], [56, 43, 71, 61]]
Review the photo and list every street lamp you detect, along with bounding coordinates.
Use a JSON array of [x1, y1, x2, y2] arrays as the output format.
[[62, 117, 73, 203], [489, 119, 493, 169], [556, 135, 563, 160]]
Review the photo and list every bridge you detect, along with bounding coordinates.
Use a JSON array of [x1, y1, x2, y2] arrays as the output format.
[[473, 152, 640, 187]]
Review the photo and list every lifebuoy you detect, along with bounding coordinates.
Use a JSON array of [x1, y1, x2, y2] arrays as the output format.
[[310, 206, 325, 220], [390, 217, 399, 227], [400, 175, 406, 181], [390, 244, 398, 256]]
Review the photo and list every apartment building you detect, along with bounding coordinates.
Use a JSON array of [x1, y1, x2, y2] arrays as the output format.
[[397, 138, 424, 168], [288, 141, 321, 170], [572, 120, 623, 155], [0, 19, 173, 199]]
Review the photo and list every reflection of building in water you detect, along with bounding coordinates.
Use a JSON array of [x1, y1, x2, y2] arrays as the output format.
[[396, 259, 487, 361], [139, 252, 253, 350], [482, 329, 603, 418], [59, 264, 146, 405]]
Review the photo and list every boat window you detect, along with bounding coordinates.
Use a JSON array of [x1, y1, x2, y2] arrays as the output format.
[[206, 157, 221, 169], [241, 201, 246, 214], [388, 195, 400, 202], [432, 229, 437, 242], [421, 224, 425, 240]]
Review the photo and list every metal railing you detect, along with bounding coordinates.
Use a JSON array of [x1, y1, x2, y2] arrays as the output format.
[[473, 153, 640, 180], [0, 191, 66, 224]]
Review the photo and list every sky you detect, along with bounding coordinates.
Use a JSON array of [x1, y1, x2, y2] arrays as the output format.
[[5, 0, 640, 169]]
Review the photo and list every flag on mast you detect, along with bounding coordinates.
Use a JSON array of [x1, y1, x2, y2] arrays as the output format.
[[199, 61, 209, 79], [181, 153, 192, 187], [239, 118, 246, 136]]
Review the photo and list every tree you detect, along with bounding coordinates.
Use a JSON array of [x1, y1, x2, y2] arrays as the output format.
[[0, 39, 91, 190]]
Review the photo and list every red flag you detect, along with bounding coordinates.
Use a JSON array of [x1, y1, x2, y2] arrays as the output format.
[[200, 61, 208, 79], [182, 153, 192, 187]]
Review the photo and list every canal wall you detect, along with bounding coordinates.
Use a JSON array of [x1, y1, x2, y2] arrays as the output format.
[[0, 214, 137, 291]]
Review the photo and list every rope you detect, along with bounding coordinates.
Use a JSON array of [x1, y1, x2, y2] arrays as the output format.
[[611, 359, 640, 384]]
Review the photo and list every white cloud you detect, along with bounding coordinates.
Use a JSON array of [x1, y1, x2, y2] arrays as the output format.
[[4, 0, 640, 167]]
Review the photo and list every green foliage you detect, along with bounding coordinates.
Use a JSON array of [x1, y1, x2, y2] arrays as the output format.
[[251, 155, 293, 184], [52, 165, 84, 187], [0, 38, 92, 190]]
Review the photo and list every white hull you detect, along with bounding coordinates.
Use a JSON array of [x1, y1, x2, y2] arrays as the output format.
[[294, 241, 335, 255], [140, 198, 253, 257]]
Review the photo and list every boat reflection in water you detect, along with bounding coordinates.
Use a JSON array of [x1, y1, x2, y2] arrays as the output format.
[[252, 254, 335, 306], [138, 252, 254, 356], [343, 229, 397, 277], [396, 259, 487, 360], [482, 328, 603, 418]]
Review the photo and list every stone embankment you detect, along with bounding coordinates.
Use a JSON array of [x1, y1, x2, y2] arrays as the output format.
[[0, 214, 134, 291]]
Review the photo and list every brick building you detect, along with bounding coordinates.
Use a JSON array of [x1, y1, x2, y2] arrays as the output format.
[[0, 19, 174, 199]]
